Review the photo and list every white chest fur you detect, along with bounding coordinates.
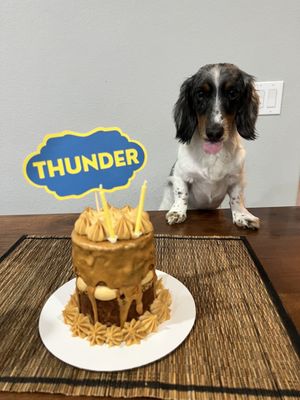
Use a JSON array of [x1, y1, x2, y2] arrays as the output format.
[[176, 135, 245, 209]]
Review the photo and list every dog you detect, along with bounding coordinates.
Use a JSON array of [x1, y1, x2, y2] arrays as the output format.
[[160, 63, 260, 229]]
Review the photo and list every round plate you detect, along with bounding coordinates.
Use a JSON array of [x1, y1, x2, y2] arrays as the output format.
[[39, 271, 196, 371]]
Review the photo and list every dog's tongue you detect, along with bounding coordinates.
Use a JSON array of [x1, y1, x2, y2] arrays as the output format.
[[203, 141, 223, 154]]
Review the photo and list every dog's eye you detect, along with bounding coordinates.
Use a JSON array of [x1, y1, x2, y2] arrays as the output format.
[[196, 90, 205, 98], [196, 89, 209, 101], [227, 89, 239, 100]]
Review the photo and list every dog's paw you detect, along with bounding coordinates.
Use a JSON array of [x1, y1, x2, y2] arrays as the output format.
[[233, 212, 260, 230], [166, 210, 187, 225]]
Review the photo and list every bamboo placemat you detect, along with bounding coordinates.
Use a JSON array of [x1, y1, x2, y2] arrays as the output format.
[[0, 235, 299, 399]]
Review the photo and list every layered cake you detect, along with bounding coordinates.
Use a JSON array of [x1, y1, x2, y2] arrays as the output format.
[[63, 205, 172, 346]]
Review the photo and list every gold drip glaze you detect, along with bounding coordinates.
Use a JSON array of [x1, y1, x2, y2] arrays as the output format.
[[72, 229, 155, 327], [63, 280, 172, 346], [86, 286, 98, 323], [72, 231, 155, 288], [71, 205, 160, 331]]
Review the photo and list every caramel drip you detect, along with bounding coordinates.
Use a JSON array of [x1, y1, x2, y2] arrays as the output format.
[[135, 284, 143, 315], [75, 287, 80, 309], [117, 284, 144, 327], [72, 205, 156, 330], [72, 231, 155, 289], [117, 294, 133, 328], [151, 269, 158, 287], [72, 230, 155, 327], [63, 281, 172, 346], [87, 286, 98, 323]]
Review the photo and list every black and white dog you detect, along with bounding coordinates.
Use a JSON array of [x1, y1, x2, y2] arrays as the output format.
[[160, 63, 260, 229]]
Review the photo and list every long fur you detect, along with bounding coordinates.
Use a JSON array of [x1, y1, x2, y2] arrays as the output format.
[[160, 63, 260, 229]]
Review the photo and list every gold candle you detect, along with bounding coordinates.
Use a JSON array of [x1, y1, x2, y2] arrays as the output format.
[[94, 191, 100, 212], [99, 185, 116, 243], [134, 180, 147, 237]]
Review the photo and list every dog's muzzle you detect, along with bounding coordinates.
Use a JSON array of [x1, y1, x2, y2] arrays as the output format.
[[206, 125, 224, 143], [203, 124, 224, 154]]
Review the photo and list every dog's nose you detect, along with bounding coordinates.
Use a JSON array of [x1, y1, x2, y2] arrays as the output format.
[[206, 125, 224, 142]]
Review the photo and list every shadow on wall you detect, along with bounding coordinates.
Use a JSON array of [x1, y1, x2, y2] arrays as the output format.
[[297, 180, 300, 206]]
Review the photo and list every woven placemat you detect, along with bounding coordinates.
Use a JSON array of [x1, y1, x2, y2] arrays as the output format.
[[0, 235, 299, 399]]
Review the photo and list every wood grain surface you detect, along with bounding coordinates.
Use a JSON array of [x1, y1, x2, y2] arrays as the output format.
[[0, 207, 299, 400]]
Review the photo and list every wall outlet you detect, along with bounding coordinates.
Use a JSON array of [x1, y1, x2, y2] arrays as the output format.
[[255, 81, 284, 115]]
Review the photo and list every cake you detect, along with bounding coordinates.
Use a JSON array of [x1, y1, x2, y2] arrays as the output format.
[[63, 205, 172, 346]]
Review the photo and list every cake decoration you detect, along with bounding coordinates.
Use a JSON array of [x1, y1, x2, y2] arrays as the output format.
[[98, 184, 117, 242], [133, 180, 147, 237], [73, 196, 153, 242], [24, 126, 173, 349], [86, 322, 106, 346], [63, 276, 171, 346], [58, 177, 172, 346], [105, 325, 123, 347], [139, 311, 159, 333], [23, 127, 147, 199], [71, 314, 91, 338], [63, 189, 172, 346], [86, 219, 107, 242]]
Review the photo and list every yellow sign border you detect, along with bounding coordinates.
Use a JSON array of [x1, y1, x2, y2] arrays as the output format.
[[23, 126, 148, 200]]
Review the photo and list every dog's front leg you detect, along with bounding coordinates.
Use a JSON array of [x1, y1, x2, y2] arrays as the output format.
[[228, 184, 260, 229], [166, 176, 188, 225]]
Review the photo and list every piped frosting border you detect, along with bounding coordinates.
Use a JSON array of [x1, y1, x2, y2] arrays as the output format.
[[63, 279, 172, 346]]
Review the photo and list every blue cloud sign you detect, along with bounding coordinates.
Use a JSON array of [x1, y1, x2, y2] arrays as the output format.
[[23, 127, 147, 199]]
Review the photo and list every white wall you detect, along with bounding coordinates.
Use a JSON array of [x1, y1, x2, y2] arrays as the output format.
[[1, 0, 299, 215]]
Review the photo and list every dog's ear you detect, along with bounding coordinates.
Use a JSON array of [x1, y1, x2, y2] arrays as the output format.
[[235, 73, 259, 140], [174, 76, 197, 144]]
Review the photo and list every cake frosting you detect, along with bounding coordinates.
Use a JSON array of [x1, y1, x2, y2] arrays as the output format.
[[63, 279, 171, 346], [73, 205, 152, 241], [63, 204, 172, 346]]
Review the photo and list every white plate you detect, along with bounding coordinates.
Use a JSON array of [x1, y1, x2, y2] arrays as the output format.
[[39, 271, 196, 371]]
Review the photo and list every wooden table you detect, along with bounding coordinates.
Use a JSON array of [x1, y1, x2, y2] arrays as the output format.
[[1, 207, 299, 400]]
